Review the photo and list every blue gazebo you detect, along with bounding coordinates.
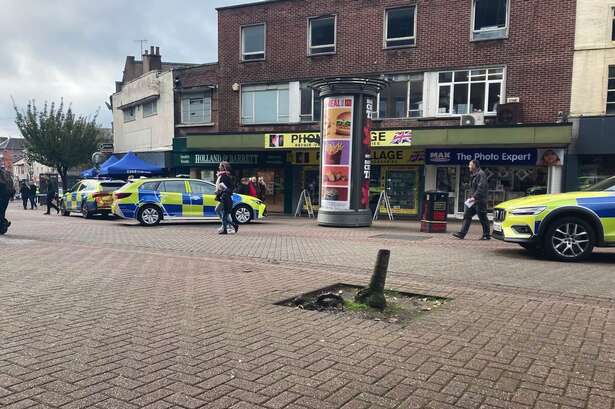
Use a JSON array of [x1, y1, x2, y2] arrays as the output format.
[[99, 151, 163, 177]]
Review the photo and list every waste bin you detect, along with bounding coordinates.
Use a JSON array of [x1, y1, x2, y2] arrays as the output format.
[[420, 191, 448, 233]]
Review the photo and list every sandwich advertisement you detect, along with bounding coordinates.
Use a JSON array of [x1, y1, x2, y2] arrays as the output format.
[[321, 96, 354, 210]]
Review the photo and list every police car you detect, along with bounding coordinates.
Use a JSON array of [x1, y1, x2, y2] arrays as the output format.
[[111, 178, 266, 226], [60, 179, 126, 218]]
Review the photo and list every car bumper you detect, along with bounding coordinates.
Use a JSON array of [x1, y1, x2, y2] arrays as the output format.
[[492, 230, 538, 244], [493, 212, 541, 244]]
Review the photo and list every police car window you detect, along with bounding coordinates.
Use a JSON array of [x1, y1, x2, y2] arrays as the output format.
[[100, 182, 125, 193], [70, 182, 81, 192], [160, 180, 187, 193], [82, 181, 96, 191], [189, 181, 215, 195], [139, 181, 160, 191]]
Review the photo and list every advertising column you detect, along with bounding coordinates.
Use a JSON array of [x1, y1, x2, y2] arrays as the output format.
[[310, 78, 387, 227]]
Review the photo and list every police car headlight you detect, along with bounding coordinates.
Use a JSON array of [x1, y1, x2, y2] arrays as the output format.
[[510, 206, 546, 215]]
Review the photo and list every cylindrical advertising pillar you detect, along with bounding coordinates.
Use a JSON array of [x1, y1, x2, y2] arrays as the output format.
[[310, 78, 388, 227]]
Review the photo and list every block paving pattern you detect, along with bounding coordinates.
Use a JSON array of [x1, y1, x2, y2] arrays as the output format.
[[1, 205, 615, 408]]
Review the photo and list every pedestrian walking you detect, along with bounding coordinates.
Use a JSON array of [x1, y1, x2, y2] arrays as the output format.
[[19, 182, 29, 210], [0, 164, 15, 234], [248, 177, 258, 197], [453, 159, 491, 240], [28, 182, 38, 209], [257, 176, 267, 201], [44, 177, 59, 215], [215, 161, 238, 234]]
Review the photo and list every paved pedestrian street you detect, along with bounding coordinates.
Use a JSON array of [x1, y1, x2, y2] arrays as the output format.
[[1, 203, 615, 409]]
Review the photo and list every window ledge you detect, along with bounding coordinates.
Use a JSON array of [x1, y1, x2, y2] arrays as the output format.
[[241, 122, 310, 126], [240, 58, 266, 63], [143, 113, 158, 118], [471, 29, 508, 42], [383, 44, 416, 51], [308, 51, 336, 57], [176, 122, 215, 128]]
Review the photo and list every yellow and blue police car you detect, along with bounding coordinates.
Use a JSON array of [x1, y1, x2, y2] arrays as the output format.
[[60, 179, 126, 218], [111, 178, 267, 226]]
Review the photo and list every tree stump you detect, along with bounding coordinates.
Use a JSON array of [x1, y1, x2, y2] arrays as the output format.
[[355, 249, 390, 310]]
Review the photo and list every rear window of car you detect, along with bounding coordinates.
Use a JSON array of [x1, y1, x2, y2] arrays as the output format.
[[100, 182, 126, 193], [159, 180, 187, 193]]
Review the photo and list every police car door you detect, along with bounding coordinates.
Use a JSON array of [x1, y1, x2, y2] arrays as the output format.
[[188, 180, 217, 218], [158, 180, 188, 218]]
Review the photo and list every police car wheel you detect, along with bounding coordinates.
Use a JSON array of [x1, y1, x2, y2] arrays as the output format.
[[81, 202, 92, 219], [138, 205, 161, 226], [543, 216, 595, 262], [233, 204, 252, 224]]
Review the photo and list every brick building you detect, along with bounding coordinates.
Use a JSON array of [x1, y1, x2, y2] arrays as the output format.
[[173, 0, 576, 215]]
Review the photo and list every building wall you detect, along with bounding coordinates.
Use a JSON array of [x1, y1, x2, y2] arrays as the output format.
[[570, 0, 615, 116], [174, 64, 221, 136], [215, 0, 576, 133], [112, 70, 175, 153]]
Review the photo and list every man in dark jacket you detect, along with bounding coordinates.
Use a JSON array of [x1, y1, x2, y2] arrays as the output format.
[[453, 159, 491, 240], [20, 182, 30, 210], [44, 177, 59, 215], [0, 165, 15, 232]]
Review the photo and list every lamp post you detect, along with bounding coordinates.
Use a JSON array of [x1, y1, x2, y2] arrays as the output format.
[[310, 78, 388, 227]]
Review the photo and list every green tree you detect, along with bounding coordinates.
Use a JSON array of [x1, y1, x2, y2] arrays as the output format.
[[13, 99, 101, 190]]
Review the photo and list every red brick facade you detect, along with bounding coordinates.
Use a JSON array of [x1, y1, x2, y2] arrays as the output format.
[[203, 0, 575, 134]]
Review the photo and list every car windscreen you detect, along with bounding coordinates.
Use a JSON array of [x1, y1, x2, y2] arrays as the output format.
[[100, 182, 126, 193], [585, 177, 615, 192]]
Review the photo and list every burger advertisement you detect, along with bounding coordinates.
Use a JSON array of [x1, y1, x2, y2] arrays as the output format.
[[321, 96, 354, 210]]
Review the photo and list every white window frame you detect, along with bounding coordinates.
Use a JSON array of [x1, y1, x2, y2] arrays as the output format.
[[383, 6, 417, 49], [123, 106, 136, 123], [376, 74, 424, 119], [241, 83, 290, 124], [142, 99, 157, 118], [611, 7, 615, 43], [241, 23, 266, 61], [181, 92, 212, 124], [300, 85, 321, 122], [436, 67, 505, 117], [471, 0, 509, 41], [308, 15, 337, 56]]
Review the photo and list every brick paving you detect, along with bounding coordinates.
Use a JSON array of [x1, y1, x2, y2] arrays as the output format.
[[1, 203, 615, 408]]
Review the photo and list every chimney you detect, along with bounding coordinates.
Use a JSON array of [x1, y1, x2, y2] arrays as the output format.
[[142, 45, 162, 73]]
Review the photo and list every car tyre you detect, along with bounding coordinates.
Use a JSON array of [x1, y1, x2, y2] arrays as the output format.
[[543, 216, 595, 262], [60, 201, 70, 216], [232, 204, 253, 224], [81, 202, 92, 219], [137, 205, 162, 226]]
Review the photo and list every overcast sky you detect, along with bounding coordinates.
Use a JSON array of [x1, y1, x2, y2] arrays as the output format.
[[0, 0, 254, 138]]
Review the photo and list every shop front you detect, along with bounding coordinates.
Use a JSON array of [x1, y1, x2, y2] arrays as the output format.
[[425, 148, 565, 216], [265, 129, 424, 217]]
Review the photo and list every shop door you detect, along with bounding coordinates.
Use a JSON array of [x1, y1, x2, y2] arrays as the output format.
[[303, 168, 320, 205], [384, 168, 418, 215], [436, 167, 458, 215]]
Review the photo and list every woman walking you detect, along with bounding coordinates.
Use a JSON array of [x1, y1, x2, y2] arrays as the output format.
[[215, 161, 238, 234]]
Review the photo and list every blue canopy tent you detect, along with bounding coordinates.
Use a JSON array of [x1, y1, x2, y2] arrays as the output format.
[[79, 155, 120, 178], [99, 151, 163, 177]]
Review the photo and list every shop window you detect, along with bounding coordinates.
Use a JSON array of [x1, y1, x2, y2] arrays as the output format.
[[242, 24, 265, 61], [142, 99, 157, 117], [241, 84, 289, 124], [378, 74, 423, 119], [309, 16, 336, 55], [123, 106, 135, 122], [438, 68, 503, 115], [384, 6, 416, 48], [607, 66, 615, 114], [300, 83, 321, 122], [181, 91, 212, 124], [472, 0, 508, 41]]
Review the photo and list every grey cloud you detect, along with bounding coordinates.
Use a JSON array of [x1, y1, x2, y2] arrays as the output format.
[[0, 0, 252, 136]]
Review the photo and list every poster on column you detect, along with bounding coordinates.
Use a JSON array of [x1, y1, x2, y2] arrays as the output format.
[[321, 96, 354, 210]]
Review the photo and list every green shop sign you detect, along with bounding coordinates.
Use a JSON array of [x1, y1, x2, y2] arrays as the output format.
[[175, 152, 286, 167]]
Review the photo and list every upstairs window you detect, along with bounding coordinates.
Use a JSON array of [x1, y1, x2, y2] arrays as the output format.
[[607, 66, 615, 114], [384, 7, 416, 48], [242, 24, 265, 61], [438, 68, 504, 115], [612, 8, 615, 42], [142, 99, 157, 117], [181, 91, 212, 124], [378, 74, 423, 119], [309, 16, 336, 55], [300, 83, 321, 122], [241, 84, 289, 124], [123, 107, 135, 122], [473, 0, 508, 41]]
